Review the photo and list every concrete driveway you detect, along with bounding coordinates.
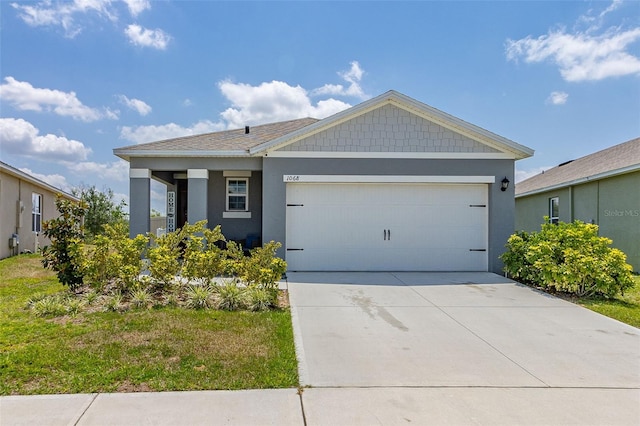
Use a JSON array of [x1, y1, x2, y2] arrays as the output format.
[[288, 272, 640, 424]]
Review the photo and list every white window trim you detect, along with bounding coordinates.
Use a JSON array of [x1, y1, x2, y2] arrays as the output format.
[[226, 177, 249, 213], [223, 211, 252, 219], [32, 193, 42, 233], [549, 197, 559, 224]]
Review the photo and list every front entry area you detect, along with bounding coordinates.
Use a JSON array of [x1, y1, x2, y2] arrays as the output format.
[[285, 182, 488, 271]]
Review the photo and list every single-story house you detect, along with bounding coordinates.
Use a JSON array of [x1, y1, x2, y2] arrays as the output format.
[[0, 161, 80, 259], [515, 137, 639, 272], [114, 90, 534, 273]]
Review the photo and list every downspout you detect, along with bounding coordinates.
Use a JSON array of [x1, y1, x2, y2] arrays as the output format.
[[568, 185, 573, 222]]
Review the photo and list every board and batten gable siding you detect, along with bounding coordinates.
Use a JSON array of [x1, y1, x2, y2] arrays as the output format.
[[277, 104, 502, 154], [263, 157, 515, 274]]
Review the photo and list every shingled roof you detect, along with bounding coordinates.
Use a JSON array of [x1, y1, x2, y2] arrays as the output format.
[[516, 137, 640, 197], [114, 117, 319, 160]]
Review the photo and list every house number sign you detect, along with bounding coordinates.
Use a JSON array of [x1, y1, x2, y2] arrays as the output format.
[[283, 175, 301, 182], [166, 191, 176, 232]]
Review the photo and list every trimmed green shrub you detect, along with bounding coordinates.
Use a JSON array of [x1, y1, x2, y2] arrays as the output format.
[[83, 222, 148, 291], [502, 220, 634, 297], [239, 241, 287, 291]]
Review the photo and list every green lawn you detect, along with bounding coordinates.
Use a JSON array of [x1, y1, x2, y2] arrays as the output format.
[[0, 254, 298, 395], [577, 275, 640, 328]]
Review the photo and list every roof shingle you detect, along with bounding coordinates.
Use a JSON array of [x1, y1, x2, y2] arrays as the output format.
[[114, 117, 319, 158], [515, 137, 640, 196]]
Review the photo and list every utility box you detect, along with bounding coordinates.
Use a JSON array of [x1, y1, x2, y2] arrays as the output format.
[[9, 233, 19, 249]]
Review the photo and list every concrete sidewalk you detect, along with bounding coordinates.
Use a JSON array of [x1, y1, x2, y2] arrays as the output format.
[[0, 389, 304, 426], [2, 387, 639, 425]]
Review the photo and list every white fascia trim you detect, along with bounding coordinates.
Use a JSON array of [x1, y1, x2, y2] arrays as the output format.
[[515, 164, 640, 198], [188, 169, 209, 179], [222, 211, 252, 219], [283, 175, 496, 184], [267, 151, 514, 159], [223, 170, 252, 177], [130, 168, 151, 179]]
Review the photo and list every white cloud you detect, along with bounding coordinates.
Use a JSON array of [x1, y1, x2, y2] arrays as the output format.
[[120, 120, 225, 144], [182, 98, 193, 107], [0, 118, 92, 161], [312, 61, 368, 99], [11, 0, 150, 37], [11, 0, 116, 38], [117, 94, 152, 115], [66, 159, 130, 182], [515, 166, 552, 183], [218, 80, 351, 129], [546, 91, 569, 105], [121, 61, 366, 143], [0, 76, 114, 122], [18, 168, 73, 193], [125, 24, 171, 50], [122, 0, 150, 17], [506, 2, 640, 82]]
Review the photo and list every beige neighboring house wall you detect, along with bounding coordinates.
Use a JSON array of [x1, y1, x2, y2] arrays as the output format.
[[0, 161, 79, 260]]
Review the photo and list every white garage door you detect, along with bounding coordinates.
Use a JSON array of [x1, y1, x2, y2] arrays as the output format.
[[285, 182, 488, 271]]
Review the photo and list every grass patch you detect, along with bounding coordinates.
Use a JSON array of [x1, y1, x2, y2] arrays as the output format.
[[0, 254, 298, 395], [576, 275, 640, 328]]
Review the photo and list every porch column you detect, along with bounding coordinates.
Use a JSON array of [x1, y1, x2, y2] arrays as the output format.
[[129, 168, 151, 238], [187, 169, 208, 225]]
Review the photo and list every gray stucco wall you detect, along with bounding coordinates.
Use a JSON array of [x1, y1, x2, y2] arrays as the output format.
[[129, 176, 150, 238], [207, 171, 262, 241], [263, 157, 515, 274], [515, 171, 639, 272]]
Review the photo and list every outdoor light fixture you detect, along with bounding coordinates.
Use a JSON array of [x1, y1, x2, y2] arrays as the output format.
[[501, 177, 510, 192]]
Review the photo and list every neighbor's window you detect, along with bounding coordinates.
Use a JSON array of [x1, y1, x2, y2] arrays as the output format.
[[32, 193, 42, 233], [226, 178, 248, 211], [549, 197, 559, 224]]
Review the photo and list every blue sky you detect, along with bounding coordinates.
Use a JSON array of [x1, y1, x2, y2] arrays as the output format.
[[1, 0, 639, 213]]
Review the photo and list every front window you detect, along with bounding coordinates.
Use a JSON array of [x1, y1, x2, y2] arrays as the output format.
[[226, 178, 248, 211], [549, 197, 559, 224], [32, 193, 42, 233]]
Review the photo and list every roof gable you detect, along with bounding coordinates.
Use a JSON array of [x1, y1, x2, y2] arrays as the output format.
[[275, 103, 502, 155], [252, 90, 533, 159], [515, 137, 640, 197]]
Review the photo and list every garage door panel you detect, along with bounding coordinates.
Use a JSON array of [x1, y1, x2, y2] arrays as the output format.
[[285, 183, 488, 271]]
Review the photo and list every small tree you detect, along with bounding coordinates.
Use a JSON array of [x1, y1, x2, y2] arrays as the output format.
[[73, 185, 127, 239], [41, 197, 88, 291]]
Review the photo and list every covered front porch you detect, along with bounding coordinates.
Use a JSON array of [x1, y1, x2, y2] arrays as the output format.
[[128, 158, 263, 245]]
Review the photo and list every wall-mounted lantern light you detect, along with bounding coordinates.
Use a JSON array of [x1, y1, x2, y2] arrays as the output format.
[[501, 177, 510, 192]]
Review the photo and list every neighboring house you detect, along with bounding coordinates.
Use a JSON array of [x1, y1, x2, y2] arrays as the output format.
[[114, 90, 533, 273], [0, 161, 80, 259], [515, 138, 640, 272]]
